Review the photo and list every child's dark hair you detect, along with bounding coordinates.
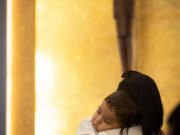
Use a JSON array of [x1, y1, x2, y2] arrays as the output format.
[[117, 70, 163, 135], [105, 90, 138, 134]]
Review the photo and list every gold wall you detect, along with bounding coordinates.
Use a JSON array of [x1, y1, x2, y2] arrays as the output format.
[[136, 0, 180, 130], [7, 0, 180, 135], [35, 0, 121, 135]]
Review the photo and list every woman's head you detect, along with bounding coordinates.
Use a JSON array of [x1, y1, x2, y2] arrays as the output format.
[[117, 70, 163, 135], [91, 91, 138, 132]]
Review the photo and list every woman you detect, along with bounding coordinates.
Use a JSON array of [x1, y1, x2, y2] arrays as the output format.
[[117, 70, 164, 135], [75, 70, 163, 135]]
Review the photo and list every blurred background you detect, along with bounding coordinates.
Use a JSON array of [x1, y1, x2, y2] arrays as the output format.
[[1, 0, 180, 135]]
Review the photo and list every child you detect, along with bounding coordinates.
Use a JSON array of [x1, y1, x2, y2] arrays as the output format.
[[75, 90, 142, 135]]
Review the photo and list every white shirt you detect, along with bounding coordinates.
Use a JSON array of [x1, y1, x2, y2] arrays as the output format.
[[75, 118, 142, 135]]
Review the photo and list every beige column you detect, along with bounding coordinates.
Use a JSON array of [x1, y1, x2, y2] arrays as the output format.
[[10, 0, 35, 135]]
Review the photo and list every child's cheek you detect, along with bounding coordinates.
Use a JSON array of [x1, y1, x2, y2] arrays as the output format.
[[97, 123, 106, 132], [91, 113, 96, 121]]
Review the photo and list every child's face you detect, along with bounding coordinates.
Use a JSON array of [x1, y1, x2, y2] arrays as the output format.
[[91, 100, 122, 132]]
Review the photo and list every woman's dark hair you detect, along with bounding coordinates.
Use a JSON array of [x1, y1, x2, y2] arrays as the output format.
[[117, 70, 163, 135], [168, 104, 180, 135]]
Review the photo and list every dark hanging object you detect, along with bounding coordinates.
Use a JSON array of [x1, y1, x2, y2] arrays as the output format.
[[114, 0, 135, 72]]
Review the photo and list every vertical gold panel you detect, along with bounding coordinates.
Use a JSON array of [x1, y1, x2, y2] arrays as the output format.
[[9, 0, 35, 135], [35, 0, 121, 135], [136, 0, 180, 130]]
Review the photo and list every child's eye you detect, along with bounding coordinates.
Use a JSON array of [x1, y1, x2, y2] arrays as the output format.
[[104, 119, 111, 125]]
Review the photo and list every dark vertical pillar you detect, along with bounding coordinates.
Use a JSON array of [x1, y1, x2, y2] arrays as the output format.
[[0, 0, 6, 134], [114, 0, 135, 72]]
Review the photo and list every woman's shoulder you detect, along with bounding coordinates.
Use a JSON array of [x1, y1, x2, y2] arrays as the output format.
[[98, 128, 120, 135], [128, 125, 142, 135], [97, 125, 142, 135]]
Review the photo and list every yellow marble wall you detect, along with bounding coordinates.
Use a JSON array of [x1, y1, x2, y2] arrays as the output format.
[[7, 0, 180, 134], [35, 0, 121, 135], [136, 0, 180, 130]]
